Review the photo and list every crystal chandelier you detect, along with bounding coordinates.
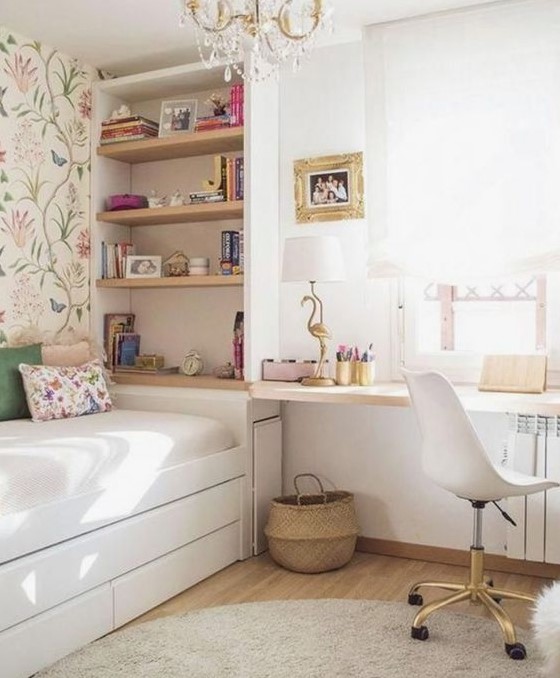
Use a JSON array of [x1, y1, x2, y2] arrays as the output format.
[[181, 0, 333, 82]]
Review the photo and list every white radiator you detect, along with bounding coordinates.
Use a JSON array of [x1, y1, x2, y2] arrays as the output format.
[[504, 415, 560, 564]]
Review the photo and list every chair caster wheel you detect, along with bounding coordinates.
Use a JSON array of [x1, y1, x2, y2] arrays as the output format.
[[411, 625, 429, 641], [505, 642, 527, 660], [408, 593, 423, 606], [486, 580, 502, 604]]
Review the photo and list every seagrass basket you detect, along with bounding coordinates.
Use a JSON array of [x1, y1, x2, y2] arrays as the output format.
[[264, 474, 359, 574]]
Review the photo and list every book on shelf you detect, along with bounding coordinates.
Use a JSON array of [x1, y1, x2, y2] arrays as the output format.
[[188, 189, 225, 204], [114, 332, 141, 367], [99, 115, 159, 145], [101, 126, 158, 140], [100, 133, 158, 145], [233, 311, 244, 380], [103, 313, 135, 368], [114, 365, 180, 375], [195, 114, 231, 132], [230, 84, 244, 127], [197, 155, 243, 203], [101, 242, 135, 279], [101, 115, 159, 128], [221, 230, 243, 275]]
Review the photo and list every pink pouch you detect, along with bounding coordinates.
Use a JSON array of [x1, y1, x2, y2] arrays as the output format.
[[106, 194, 148, 211]]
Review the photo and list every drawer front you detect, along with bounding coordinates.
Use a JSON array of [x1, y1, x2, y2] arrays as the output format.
[[113, 521, 241, 627], [0, 478, 241, 632], [0, 584, 112, 678]]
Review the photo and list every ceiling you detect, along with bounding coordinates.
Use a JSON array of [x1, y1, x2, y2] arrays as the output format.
[[0, 0, 503, 75]]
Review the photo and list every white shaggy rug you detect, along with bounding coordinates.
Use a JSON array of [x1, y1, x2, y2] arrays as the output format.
[[37, 599, 540, 678]]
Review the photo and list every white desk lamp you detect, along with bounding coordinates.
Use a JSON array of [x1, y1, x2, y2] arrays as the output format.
[[282, 236, 345, 386]]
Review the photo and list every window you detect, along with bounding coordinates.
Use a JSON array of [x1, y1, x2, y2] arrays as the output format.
[[418, 276, 546, 354], [363, 1, 560, 381]]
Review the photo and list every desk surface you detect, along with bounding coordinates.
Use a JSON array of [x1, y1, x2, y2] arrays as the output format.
[[250, 380, 560, 415]]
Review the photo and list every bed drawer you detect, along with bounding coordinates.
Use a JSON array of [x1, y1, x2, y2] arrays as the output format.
[[0, 478, 242, 632], [0, 584, 112, 678], [113, 521, 241, 627]]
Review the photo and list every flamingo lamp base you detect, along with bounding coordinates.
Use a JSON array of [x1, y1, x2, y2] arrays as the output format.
[[301, 376, 336, 387]]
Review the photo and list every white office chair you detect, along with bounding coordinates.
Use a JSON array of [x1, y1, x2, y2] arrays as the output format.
[[403, 369, 559, 660]]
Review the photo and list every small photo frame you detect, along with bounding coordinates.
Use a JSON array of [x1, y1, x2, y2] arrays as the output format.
[[126, 255, 162, 279], [294, 152, 365, 223], [159, 99, 197, 136]]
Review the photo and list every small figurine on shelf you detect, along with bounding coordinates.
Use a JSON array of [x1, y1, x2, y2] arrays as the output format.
[[169, 189, 185, 207], [206, 93, 229, 117], [213, 362, 235, 379], [163, 250, 189, 277], [109, 104, 131, 120], [148, 189, 167, 209]]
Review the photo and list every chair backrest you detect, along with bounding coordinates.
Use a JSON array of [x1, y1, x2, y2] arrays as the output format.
[[403, 369, 504, 499]]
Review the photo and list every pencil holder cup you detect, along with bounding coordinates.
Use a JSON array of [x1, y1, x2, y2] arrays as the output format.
[[358, 362, 375, 386], [335, 362, 352, 386], [351, 361, 360, 385]]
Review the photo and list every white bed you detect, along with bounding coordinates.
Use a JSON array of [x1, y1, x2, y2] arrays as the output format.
[[0, 408, 247, 678]]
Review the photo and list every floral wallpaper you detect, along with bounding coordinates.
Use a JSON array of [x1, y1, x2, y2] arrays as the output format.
[[0, 27, 94, 344]]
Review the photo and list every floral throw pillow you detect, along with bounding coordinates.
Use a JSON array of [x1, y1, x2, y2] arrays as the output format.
[[18, 360, 113, 422]]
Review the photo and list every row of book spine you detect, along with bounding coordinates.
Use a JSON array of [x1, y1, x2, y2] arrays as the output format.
[[230, 84, 244, 127], [221, 230, 244, 275], [101, 242, 135, 279], [103, 313, 135, 368], [190, 155, 243, 204], [233, 311, 244, 380]]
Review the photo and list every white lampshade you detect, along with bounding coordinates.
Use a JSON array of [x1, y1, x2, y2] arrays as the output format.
[[282, 236, 346, 283]]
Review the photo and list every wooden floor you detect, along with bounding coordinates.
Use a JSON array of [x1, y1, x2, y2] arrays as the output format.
[[131, 551, 550, 630]]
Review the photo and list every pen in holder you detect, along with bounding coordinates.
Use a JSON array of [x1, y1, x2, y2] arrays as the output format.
[[336, 344, 376, 386], [335, 361, 352, 386], [358, 361, 375, 386]]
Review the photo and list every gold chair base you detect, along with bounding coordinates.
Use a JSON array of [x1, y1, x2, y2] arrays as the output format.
[[409, 547, 535, 654]]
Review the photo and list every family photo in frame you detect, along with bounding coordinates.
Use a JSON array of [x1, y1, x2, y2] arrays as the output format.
[[294, 152, 364, 223], [159, 99, 197, 136], [126, 255, 162, 279]]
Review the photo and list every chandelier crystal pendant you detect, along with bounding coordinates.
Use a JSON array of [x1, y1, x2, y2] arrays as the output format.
[[181, 0, 334, 82]]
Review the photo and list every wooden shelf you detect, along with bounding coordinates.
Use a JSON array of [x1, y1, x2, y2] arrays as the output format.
[[96, 275, 243, 289], [97, 201, 243, 226], [96, 127, 244, 164], [112, 372, 249, 391]]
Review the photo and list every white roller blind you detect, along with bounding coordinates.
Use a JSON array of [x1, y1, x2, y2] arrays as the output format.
[[364, 0, 560, 282]]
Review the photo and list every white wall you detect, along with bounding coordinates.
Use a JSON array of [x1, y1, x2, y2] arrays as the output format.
[[278, 41, 510, 555]]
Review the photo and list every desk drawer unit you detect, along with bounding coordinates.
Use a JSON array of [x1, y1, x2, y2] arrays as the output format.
[[505, 414, 560, 564]]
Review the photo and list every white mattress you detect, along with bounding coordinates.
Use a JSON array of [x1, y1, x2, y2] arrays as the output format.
[[0, 410, 241, 564]]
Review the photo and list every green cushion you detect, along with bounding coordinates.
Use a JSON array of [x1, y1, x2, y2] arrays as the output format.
[[0, 344, 42, 421]]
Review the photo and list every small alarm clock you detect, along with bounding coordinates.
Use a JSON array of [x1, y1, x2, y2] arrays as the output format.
[[181, 350, 204, 376]]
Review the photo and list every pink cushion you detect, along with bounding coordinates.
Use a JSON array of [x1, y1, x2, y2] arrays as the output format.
[[41, 341, 91, 367]]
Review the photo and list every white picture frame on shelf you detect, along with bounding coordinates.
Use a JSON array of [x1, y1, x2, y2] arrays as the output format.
[[126, 255, 162, 279], [159, 99, 197, 137]]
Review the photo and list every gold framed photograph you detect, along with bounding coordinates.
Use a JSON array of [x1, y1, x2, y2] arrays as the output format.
[[294, 152, 365, 223], [159, 99, 197, 137]]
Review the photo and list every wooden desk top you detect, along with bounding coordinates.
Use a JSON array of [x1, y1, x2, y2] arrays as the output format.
[[250, 381, 560, 416]]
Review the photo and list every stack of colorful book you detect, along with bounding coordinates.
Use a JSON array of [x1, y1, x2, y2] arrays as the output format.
[[100, 115, 159, 145], [189, 190, 225, 204], [195, 114, 231, 132]]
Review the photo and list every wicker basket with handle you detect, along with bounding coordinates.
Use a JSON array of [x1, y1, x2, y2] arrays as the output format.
[[264, 474, 359, 573]]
